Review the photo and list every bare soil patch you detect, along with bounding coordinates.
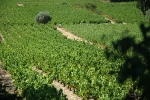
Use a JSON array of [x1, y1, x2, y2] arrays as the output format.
[[0, 61, 23, 100], [0, 62, 16, 94], [17, 3, 24, 7], [0, 33, 6, 43], [105, 17, 115, 24]]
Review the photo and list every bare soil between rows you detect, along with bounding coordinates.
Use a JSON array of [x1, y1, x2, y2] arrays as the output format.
[[0, 62, 23, 100], [0, 26, 106, 100], [57, 27, 105, 49], [32, 66, 82, 100]]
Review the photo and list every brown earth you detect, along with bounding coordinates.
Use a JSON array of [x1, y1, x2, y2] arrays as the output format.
[[57, 27, 88, 42], [57, 27, 105, 49], [0, 61, 24, 100], [0, 33, 6, 43]]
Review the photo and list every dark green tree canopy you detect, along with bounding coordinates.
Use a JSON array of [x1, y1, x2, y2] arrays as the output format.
[[35, 12, 52, 24], [137, 0, 150, 15]]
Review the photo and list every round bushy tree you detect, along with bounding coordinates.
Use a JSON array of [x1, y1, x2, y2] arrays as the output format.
[[35, 12, 52, 24]]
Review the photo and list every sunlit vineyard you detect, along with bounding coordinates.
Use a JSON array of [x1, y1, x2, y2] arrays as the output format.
[[0, 0, 147, 99], [63, 23, 144, 46]]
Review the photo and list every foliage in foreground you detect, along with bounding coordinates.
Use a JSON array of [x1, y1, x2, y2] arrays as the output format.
[[137, 0, 150, 15], [105, 23, 150, 99]]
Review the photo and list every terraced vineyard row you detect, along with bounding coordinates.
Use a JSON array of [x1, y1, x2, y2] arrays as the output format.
[[0, 0, 108, 25], [63, 23, 144, 46], [0, 0, 147, 99], [0, 23, 134, 99]]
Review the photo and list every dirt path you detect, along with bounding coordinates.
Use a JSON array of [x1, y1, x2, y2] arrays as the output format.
[[52, 81, 82, 100], [57, 27, 88, 43], [103, 14, 126, 24], [0, 33, 6, 43], [104, 17, 115, 24], [0, 62, 82, 100], [0, 62, 16, 94], [32, 66, 82, 100], [57, 27, 105, 49]]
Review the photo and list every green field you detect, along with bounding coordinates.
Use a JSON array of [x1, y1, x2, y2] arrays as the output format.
[[63, 23, 143, 46], [0, 0, 149, 99]]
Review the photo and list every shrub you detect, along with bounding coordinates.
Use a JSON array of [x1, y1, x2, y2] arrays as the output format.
[[35, 12, 52, 24]]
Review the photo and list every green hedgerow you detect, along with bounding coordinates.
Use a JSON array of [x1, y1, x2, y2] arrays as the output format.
[[35, 12, 52, 24]]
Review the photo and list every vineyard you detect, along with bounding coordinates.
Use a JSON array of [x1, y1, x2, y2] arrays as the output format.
[[63, 23, 143, 46], [0, 0, 149, 100]]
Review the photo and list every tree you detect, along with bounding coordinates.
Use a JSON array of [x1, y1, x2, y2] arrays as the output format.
[[105, 23, 150, 99], [137, 0, 150, 15], [35, 12, 52, 24]]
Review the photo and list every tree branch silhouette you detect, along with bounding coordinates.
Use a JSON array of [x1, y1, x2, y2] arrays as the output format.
[[105, 23, 150, 100]]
